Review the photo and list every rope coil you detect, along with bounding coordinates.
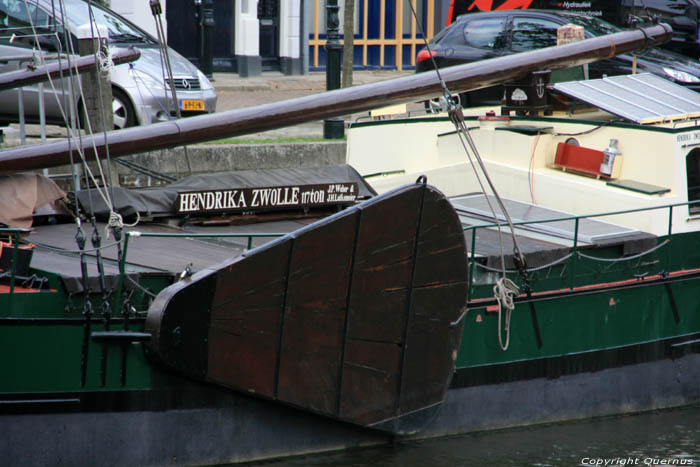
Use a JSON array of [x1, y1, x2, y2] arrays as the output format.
[[494, 277, 519, 351]]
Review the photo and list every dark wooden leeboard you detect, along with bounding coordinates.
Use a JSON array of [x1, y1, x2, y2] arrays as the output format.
[[145, 181, 468, 435]]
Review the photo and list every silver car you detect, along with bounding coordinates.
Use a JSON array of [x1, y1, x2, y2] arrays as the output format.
[[0, 0, 217, 129]]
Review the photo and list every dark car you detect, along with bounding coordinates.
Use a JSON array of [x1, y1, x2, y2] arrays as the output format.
[[445, 0, 700, 59], [416, 10, 700, 106]]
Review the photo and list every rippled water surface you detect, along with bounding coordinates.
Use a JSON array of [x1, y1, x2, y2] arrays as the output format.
[[259, 405, 700, 467]]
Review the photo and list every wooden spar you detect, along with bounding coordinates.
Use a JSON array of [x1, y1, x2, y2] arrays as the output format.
[[0, 47, 140, 92], [0, 24, 671, 173]]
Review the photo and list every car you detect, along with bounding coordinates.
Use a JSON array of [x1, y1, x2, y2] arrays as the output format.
[[445, 0, 700, 60], [0, 0, 217, 130], [416, 10, 700, 106]]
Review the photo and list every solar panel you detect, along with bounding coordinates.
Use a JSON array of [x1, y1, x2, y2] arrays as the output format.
[[551, 73, 700, 124], [450, 194, 640, 244]]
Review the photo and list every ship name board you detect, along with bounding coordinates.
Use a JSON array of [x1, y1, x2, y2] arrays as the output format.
[[176, 183, 358, 214], [676, 131, 700, 144]]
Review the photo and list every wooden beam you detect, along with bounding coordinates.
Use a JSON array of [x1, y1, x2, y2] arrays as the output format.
[[0, 24, 673, 172]]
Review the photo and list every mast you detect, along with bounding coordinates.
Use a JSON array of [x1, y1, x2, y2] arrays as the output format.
[[0, 24, 672, 173]]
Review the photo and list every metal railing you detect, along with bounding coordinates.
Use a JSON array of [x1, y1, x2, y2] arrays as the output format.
[[0, 227, 32, 294], [1, 53, 67, 147], [112, 230, 286, 311], [5, 198, 700, 303], [463, 199, 700, 300]]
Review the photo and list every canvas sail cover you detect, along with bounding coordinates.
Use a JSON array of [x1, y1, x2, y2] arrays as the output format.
[[0, 173, 66, 228], [76, 165, 377, 218]]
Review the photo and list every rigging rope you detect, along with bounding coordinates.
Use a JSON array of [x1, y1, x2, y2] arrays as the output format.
[[577, 239, 670, 262], [406, 0, 525, 350], [25, 0, 134, 237], [475, 252, 574, 273], [493, 277, 519, 351]]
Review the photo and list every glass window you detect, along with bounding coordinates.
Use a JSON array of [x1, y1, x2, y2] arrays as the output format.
[[59, 0, 154, 44], [0, 0, 53, 43], [687, 149, 700, 214], [463, 18, 508, 50], [562, 14, 620, 37], [511, 17, 560, 52]]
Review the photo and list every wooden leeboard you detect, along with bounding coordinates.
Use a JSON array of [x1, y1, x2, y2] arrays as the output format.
[[145, 181, 468, 435]]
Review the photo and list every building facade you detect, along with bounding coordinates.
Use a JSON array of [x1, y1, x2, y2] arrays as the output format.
[[123, 1, 452, 75], [309, 0, 446, 70]]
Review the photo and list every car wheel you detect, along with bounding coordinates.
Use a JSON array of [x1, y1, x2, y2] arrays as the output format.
[[112, 87, 136, 129]]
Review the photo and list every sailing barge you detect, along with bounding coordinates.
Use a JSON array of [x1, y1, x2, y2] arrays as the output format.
[[2, 23, 699, 465]]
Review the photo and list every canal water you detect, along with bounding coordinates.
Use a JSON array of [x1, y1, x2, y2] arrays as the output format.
[[259, 404, 700, 467]]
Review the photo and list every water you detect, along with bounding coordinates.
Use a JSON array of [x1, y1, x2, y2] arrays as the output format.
[[259, 405, 700, 467]]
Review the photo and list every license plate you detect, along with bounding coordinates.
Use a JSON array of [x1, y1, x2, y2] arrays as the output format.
[[180, 99, 205, 111]]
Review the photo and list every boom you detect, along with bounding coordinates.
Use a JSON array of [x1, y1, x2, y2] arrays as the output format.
[[0, 24, 672, 173]]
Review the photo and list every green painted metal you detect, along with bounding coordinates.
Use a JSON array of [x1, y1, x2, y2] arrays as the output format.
[[606, 179, 671, 195], [459, 198, 700, 371], [0, 229, 30, 294], [4, 200, 700, 396], [9, 232, 18, 294], [0, 264, 168, 393], [570, 218, 579, 291], [0, 321, 152, 392], [350, 114, 693, 135], [0, 229, 281, 395], [458, 277, 700, 369]]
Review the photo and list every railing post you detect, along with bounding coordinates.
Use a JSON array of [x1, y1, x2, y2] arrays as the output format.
[[570, 217, 580, 290], [468, 227, 476, 301], [9, 232, 19, 294], [18, 88, 26, 145], [115, 232, 131, 316]]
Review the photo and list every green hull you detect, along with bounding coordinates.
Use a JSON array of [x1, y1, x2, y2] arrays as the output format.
[[2, 206, 699, 465]]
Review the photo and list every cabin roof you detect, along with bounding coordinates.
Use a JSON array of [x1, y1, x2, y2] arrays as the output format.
[[26, 218, 308, 294], [552, 73, 700, 124], [452, 194, 657, 271]]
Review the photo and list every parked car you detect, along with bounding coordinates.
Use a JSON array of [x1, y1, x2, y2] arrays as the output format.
[[416, 10, 700, 106], [0, 0, 217, 130], [445, 0, 700, 59]]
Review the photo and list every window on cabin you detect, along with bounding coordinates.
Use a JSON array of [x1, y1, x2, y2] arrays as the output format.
[[686, 149, 700, 214]]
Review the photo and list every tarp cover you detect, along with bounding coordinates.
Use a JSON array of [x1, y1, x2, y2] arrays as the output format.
[[77, 165, 377, 218], [0, 173, 66, 228]]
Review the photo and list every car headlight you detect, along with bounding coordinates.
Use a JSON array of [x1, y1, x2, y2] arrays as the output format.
[[131, 69, 166, 90], [662, 67, 700, 84], [196, 69, 214, 90]]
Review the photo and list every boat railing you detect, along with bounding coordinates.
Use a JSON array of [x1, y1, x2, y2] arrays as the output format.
[[0, 227, 32, 294], [122, 231, 286, 252], [463, 198, 700, 298], [111, 231, 286, 313], [6, 198, 699, 302]]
